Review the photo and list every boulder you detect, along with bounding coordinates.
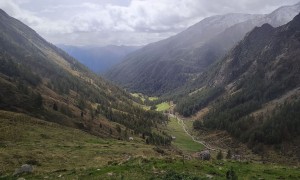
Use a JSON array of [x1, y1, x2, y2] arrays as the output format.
[[13, 164, 33, 176], [199, 150, 211, 161]]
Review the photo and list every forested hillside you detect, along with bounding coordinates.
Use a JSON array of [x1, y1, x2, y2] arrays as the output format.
[[177, 13, 300, 150], [0, 9, 168, 143]]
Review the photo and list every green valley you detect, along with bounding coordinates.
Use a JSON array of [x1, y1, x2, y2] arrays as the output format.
[[0, 1, 300, 179]]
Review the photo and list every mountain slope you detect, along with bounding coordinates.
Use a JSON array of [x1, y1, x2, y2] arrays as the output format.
[[106, 2, 300, 96], [105, 13, 261, 95], [0, 9, 168, 140], [178, 13, 300, 149], [58, 45, 140, 74]]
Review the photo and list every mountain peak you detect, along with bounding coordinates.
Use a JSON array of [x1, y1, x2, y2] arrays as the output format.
[[260, 23, 274, 30], [0, 9, 8, 17], [289, 12, 300, 27], [247, 23, 274, 39]]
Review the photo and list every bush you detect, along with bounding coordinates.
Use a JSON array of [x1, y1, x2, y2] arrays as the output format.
[[226, 167, 238, 180], [217, 150, 223, 160], [226, 150, 232, 159]]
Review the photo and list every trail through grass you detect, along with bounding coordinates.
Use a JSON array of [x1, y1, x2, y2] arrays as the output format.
[[166, 117, 204, 153]]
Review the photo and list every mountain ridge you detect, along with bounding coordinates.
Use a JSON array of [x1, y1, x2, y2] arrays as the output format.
[[106, 3, 300, 96]]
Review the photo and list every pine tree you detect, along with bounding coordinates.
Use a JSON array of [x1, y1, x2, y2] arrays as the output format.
[[217, 150, 223, 160], [34, 93, 43, 108], [226, 167, 238, 180], [53, 103, 58, 111], [116, 125, 122, 135], [226, 150, 232, 159]]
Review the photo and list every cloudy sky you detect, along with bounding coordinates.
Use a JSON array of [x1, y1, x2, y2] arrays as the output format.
[[0, 0, 299, 46]]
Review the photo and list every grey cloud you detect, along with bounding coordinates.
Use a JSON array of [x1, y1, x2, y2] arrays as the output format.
[[0, 0, 299, 46]]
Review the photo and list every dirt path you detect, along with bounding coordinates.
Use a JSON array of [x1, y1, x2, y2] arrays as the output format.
[[169, 114, 216, 151]]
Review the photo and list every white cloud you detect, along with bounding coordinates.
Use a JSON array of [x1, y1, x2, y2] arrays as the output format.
[[0, 0, 299, 46], [0, 0, 42, 25]]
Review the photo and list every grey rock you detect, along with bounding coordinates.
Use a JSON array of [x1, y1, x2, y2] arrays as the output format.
[[13, 164, 33, 176], [199, 150, 211, 161]]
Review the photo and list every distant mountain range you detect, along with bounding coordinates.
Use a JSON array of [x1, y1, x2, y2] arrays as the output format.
[[105, 2, 300, 96], [57, 45, 140, 74]]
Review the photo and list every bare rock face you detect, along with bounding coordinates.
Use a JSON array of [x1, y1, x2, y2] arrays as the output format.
[[13, 164, 33, 176]]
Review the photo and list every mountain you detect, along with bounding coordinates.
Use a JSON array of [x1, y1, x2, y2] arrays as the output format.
[[105, 13, 261, 95], [58, 45, 140, 74], [0, 9, 168, 141], [176, 13, 300, 149], [105, 2, 300, 96]]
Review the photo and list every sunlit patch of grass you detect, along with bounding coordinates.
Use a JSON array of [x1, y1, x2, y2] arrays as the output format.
[[156, 102, 170, 112], [149, 97, 158, 101], [131, 93, 146, 102]]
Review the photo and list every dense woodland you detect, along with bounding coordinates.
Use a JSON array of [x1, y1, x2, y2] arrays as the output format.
[[190, 66, 300, 148], [0, 52, 170, 145], [187, 13, 300, 150], [199, 98, 300, 146], [175, 87, 224, 117]]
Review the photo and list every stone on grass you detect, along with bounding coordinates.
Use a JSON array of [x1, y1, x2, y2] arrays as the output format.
[[198, 150, 211, 161], [13, 164, 33, 176]]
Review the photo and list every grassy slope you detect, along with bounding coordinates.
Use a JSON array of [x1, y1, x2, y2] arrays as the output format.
[[80, 159, 300, 180], [131, 93, 146, 102], [0, 110, 300, 179], [131, 93, 158, 102], [149, 97, 158, 101], [156, 102, 170, 112], [166, 117, 204, 153], [130, 93, 159, 110], [0, 110, 158, 178]]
